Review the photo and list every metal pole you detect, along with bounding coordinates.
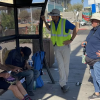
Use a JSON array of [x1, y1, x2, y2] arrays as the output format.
[[39, 0, 55, 84], [31, 8, 32, 25], [54, 0, 55, 9], [46, 2, 48, 21], [94, 0, 96, 4], [99, 3, 100, 11], [30, 7, 33, 32], [13, 1, 19, 48]]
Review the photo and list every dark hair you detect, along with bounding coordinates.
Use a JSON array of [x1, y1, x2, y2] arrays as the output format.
[[21, 47, 31, 60]]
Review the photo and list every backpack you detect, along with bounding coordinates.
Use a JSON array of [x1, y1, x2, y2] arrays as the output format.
[[32, 51, 45, 88]]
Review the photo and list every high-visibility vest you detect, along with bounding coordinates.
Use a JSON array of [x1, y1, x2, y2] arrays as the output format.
[[51, 18, 71, 46]]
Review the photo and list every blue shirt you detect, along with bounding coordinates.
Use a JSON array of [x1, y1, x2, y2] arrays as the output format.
[[49, 17, 75, 33], [86, 25, 100, 59]]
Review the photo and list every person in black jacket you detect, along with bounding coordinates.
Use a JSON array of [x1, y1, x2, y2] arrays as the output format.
[[5, 46, 39, 96]]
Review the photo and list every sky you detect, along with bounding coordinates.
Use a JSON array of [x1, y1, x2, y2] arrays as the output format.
[[71, 0, 88, 7], [33, 0, 89, 7]]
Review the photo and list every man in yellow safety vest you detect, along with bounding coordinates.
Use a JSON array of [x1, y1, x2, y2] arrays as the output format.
[[41, 9, 78, 93]]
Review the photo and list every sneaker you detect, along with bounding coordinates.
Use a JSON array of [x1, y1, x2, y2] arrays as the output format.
[[27, 91, 34, 96], [88, 93, 100, 100], [61, 85, 69, 93], [24, 95, 33, 100]]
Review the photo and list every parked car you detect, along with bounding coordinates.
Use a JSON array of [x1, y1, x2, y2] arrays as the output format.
[[80, 21, 86, 26], [86, 22, 91, 26]]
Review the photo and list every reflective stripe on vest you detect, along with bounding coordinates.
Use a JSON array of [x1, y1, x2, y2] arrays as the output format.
[[51, 19, 71, 37]]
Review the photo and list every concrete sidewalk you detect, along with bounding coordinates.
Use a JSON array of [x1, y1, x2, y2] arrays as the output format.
[[79, 25, 92, 30], [0, 30, 95, 100]]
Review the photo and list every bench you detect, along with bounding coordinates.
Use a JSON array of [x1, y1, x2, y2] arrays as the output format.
[[0, 48, 25, 95], [0, 47, 9, 95]]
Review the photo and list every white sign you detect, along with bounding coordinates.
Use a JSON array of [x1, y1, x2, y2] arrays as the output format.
[[88, 0, 100, 5]]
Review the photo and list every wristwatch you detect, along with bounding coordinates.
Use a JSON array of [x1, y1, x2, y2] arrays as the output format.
[[70, 38, 73, 41]]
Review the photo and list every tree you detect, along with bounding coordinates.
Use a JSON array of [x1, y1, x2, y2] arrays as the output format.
[[65, 3, 73, 11], [32, 9, 41, 20], [64, 0, 71, 9], [19, 10, 30, 21], [81, 0, 84, 4], [73, 3, 83, 11], [81, 0, 84, 9], [72, 3, 83, 21], [1, 11, 15, 29], [61, 2, 64, 7], [66, 0, 71, 4]]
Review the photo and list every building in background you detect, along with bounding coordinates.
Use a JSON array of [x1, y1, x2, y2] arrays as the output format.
[[88, 0, 100, 13], [50, 0, 62, 4], [49, 0, 71, 9], [47, 1, 63, 12]]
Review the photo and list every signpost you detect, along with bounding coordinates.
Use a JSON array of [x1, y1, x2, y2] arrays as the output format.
[[92, 4, 96, 13]]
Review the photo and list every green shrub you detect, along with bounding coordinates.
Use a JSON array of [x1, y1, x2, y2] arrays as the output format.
[[1, 11, 15, 29], [43, 27, 49, 38], [28, 24, 36, 33]]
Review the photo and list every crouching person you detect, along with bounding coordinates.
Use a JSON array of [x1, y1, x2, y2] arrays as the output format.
[[0, 63, 32, 100], [5, 46, 40, 96]]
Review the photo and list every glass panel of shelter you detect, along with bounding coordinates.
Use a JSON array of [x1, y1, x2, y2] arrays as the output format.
[[0, 0, 45, 4], [0, 0, 55, 84], [32, 0, 45, 3], [0, 6, 15, 37], [18, 7, 42, 35]]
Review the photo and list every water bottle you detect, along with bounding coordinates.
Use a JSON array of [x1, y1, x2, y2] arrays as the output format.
[[33, 81, 36, 90], [83, 43, 86, 55], [28, 60, 33, 67], [82, 43, 86, 64], [82, 55, 86, 64]]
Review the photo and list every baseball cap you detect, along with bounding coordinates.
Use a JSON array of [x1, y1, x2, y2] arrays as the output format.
[[21, 47, 31, 60], [48, 9, 61, 16]]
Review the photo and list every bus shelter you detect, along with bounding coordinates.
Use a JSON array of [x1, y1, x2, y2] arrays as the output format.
[[0, 0, 55, 83]]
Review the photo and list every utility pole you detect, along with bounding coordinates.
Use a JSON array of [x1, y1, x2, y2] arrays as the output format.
[[98, 3, 100, 12], [94, 0, 99, 12], [46, 2, 48, 22], [94, 0, 96, 4], [54, 0, 55, 9], [63, 0, 64, 12]]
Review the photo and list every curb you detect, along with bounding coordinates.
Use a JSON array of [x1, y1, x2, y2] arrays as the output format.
[[78, 28, 87, 30]]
